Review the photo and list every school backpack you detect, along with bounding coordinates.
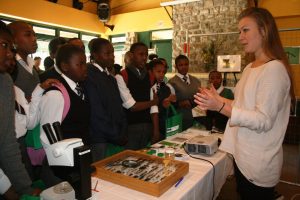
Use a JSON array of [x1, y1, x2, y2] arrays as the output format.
[[120, 68, 155, 86]]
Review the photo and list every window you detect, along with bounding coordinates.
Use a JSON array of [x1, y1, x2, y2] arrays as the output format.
[[151, 30, 173, 40], [32, 40, 50, 71], [33, 26, 56, 36], [60, 30, 78, 38]]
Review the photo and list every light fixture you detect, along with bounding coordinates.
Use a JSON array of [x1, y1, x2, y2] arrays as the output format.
[[103, 23, 114, 31], [160, 0, 202, 6]]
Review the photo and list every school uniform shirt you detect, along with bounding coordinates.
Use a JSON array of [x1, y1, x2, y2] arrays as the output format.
[[220, 60, 291, 187], [14, 84, 44, 138], [115, 74, 136, 109], [39, 73, 84, 145], [150, 82, 175, 114], [0, 168, 11, 195]]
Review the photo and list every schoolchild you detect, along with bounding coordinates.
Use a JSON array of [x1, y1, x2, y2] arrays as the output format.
[[168, 54, 201, 130], [8, 20, 41, 181], [8, 21, 39, 100], [149, 59, 176, 140], [39, 37, 67, 82], [116, 42, 159, 150], [68, 37, 85, 51], [205, 70, 234, 131], [84, 38, 127, 161], [0, 20, 34, 199], [5, 49, 59, 182], [6, 53, 59, 144], [38, 44, 89, 185], [39, 44, 89, 145]]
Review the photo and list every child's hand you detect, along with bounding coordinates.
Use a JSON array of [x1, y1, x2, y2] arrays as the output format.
[[178, 100, 191, 109], [31, 188, 42, 196], [168, 94, 176, 102], [40, 79, 60, 90], [162, 99, 171, 108]]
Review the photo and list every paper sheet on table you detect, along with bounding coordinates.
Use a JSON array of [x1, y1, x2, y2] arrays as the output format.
[[192, 106, 206, 117]]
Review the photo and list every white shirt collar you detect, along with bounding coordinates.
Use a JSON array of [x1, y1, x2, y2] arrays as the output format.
[[61, 73, 77, 92], [54, 64, 62, 75], [216, 85, 224, 94], [16, 53, 34, 74], [176, 73, 190, 84], [92, 62, 110, 75]]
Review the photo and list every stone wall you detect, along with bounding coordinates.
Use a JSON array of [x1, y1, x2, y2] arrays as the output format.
[[172, 0, 248, 73]]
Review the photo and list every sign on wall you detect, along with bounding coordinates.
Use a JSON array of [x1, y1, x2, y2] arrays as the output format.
[[217, 55, 241, 72]]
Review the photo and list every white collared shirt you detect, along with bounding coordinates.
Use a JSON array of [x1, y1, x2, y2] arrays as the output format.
[[0, 168, 11, 195], [176, 73, 190, 85], [16, 54, 34, 74], [216, 85, 224, 94], [54, 63, 62, 75], [92, 62, 110, 75], [39, 73, 80, 145], [61, 74, 79, 95], [14, 84, 44, 138], [150, 82, 175, 114], [115, 74, 136, 109]]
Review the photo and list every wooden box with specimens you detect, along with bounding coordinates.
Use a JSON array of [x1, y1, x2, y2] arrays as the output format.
[[92, 150, 189, 197]]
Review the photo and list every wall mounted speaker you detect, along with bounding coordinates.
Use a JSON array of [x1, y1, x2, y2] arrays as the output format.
[[97, 2, 110, 22]]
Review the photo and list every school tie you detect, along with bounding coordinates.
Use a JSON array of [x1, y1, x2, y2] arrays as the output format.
[[75, 83, 84, 100], [156, 82, 161, 94], [183, 75, 188, 84]]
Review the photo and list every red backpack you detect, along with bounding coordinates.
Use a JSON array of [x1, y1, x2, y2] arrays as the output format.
[[120, 69, 155, 86]]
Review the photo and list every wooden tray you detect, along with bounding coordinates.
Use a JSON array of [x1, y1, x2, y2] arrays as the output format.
[[92, 150, 189, 197]]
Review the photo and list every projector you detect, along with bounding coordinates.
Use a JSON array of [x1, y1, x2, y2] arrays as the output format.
[[185, 135, 218, 156]]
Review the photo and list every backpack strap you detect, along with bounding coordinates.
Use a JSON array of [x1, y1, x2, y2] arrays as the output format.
[[121, 68, 155, 86], [120, 69, 128, 85], [52, 83, 70, 121]]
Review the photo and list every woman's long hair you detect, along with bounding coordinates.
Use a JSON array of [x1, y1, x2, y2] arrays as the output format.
[[238, 7, 295, 107]]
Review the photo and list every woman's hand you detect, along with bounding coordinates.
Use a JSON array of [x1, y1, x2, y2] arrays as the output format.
[[194, 86, 223, 111], [168, 94, 177, 102]]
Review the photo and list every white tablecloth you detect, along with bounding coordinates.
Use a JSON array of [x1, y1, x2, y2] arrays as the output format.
[[91, 128, 233, 200]]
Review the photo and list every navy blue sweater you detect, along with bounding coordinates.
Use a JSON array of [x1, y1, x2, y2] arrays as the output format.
[[84, 64, 127, 144]]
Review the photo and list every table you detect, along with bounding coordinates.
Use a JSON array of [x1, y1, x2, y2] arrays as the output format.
[[91, 128, 233, 200]]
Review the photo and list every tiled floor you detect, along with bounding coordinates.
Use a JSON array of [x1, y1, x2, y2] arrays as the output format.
[[217, 144, 300, 200]]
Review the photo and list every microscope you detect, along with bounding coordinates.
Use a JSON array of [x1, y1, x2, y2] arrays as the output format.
[[40, 122, 92, 200]]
